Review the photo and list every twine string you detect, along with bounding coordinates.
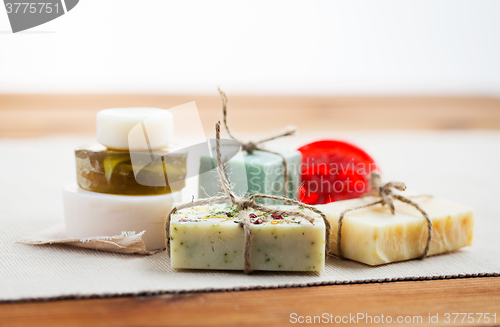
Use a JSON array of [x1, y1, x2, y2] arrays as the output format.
[[165, 122, 331, 274], [218, 88, 296, 198], [336, 171, 432, 260]]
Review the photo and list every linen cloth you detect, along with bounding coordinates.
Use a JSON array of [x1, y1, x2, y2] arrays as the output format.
[[1, 131, 499, 302]]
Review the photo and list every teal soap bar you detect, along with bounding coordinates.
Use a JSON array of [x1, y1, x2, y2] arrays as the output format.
[[198, 149, 302, 205]]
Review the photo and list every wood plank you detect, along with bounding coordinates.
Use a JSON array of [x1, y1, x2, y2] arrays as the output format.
[[1, 95, 499, 137], [1, 277, 499, 327]]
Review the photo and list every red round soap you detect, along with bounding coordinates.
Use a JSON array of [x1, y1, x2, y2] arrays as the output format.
[[297, 140, 379, 205]]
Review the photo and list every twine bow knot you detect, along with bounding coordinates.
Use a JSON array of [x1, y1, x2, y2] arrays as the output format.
[[336, 171, 433, 261], [218, 88, 297, 196], [369, 172, 407, 215], [166, 122, 331, 273], [240, 141, 258, 154]]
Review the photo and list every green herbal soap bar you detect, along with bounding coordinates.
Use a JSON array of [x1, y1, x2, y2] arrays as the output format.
[[198, 149, 302, 204], [170, 204, 325, 271], [76, 144, 187, 195]]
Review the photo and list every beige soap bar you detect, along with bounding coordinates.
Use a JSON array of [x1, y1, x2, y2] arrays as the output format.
[[316, 196, 474, 266]]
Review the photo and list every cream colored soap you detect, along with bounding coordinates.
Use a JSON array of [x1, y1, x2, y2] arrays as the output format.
[[97, 108, 173, 150], [316, 197, 474, 266], [63, 183, 179, 251], [170, 205, 326, 271]]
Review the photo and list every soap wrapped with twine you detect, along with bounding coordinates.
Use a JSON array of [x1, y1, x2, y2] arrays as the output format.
[[166, 122, 332, 273], [336, 171, 433, 260], [218, 88, 297, 197]]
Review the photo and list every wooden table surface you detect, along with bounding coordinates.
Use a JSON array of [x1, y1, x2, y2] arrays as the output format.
[[1, 94, 499, 326]]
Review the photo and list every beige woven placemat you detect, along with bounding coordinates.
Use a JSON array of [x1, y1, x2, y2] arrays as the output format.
[[1, 132, 499, 302]]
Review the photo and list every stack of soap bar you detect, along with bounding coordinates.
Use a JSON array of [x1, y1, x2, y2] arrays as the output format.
[[198, 149, 302, 204], [170, 204, 325, 271], [63, 107, 185, 251], [316, 196, 474, 266], [76, 144, 186, 195], [63, 184, 178, 251]]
